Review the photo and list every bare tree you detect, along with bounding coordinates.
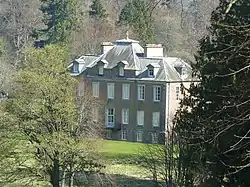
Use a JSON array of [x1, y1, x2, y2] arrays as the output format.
[[0, 0, 44, 66], [60, 78, 106, 187]]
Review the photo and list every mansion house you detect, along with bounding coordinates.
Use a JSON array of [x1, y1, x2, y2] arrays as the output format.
[[69, 37, 195, 144]]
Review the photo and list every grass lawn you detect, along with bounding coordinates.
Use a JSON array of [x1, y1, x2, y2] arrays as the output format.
[[99, 140, 157, 180], [100, 140, 147, 159]]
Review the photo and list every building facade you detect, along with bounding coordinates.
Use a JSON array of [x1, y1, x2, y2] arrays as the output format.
[[69, 38, 195, 144]]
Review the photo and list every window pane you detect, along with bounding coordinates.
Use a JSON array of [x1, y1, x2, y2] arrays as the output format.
[[122, 108, 129, 124], [106, 108, 115, 127], [148, 69, 154, 76], [176, 86, 180, 100], [92, 82, 99, 97], [151, 133, 158, 144], [119, 66, 124, 76], [107, 83, 114, 99], [136, 131, 143, 142], [92, 107, 98, 122], [153, 86, 161, 101], [122, 84, 130, 100], [138, 85, 145, 100], [99, 65, 104, 75], [152, 112, 160, 127], [121, 130, 127, 140], [137, 111, 144, 126]]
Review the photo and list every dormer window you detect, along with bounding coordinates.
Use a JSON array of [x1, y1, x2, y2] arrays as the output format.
[[181, 66, 186, 76], [148, 68, 154, 77], [97, 59, 108, 76], [98, 65, 104, 75], [117, 61, 128, 77], [119, 66, 124, 76], [73, 63, 79, 73], [146, 63, 160, 77], [175, 65, 186, 76]]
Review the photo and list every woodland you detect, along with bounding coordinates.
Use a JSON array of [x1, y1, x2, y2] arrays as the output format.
[[1, 0, 250, 187]]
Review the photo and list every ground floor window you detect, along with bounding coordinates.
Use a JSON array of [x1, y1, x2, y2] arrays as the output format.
[[136, 130, 143, 142], [121, 130, 127, 140], [151, 132, 158, 144], [106, 130, 112, 139]]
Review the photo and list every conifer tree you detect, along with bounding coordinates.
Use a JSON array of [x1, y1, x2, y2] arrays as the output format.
[[89, 0, 108, 19], [38, 0, 78, 44], [175, 0, 250, 186], [119, 0, 155, 44]]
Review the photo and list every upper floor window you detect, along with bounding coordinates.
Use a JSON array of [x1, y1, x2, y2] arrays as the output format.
[[119, 66, 124, 76], [92, 82, 99, 98], [73, 63, 79, 73], [153, 86, 161, 101], [122, 84, 130, 100], [152, 112, 160, 127], [98, 65, 104, 75], [122, 108, 129, 124], [148, 68, 154, 77], [107, 83, 114, 99], [137, 110, 144, 126], [176, 86, 180, 100], [138, 84, 145, 100]]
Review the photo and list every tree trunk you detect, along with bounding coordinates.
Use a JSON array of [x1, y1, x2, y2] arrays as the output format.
[[69, 172, 75, 187], [51, 157, 60, 187], [61, 169, 66, 187]]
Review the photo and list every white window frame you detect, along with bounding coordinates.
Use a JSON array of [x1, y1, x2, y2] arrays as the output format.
[[137, 110, 144, 126], [122, 108, 129, 124], [98, 65, 104, 75], [92, 82, 99, 98], [107, 83, 115, 99], [121, 130, 127, 140], [151, 133, 158, 144], [148, 68, 154, 77], [122, 84, 130, 100], [136, 131, 143, 142], [152, 112, 160, 127], [119, 66, 124, 76], [153, 86, 161, 102], [176, 86, 180, 100], [138, 84, 145, 100], [106, 130, 112, 139], [106, 108, 115, 127], [92, 107, 99, 122]]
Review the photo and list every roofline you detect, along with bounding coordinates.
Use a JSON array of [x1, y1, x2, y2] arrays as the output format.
[[82, 75, 200, 83]]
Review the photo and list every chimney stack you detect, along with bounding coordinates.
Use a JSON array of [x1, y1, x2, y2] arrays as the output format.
[[101, 42, 114, 54], [144, 44, 164, 58]]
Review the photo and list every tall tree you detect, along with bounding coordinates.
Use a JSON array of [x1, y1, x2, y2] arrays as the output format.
[[38, 0, 78, 44], [5, 45, 103, 187], [0, 0, 43, 66], [175, 0, 250, 186], [119, 0, 155, 44], [89, 0, 108, 19]]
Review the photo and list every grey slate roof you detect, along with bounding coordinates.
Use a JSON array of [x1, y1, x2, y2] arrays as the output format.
[[72, 38, 194, 82]]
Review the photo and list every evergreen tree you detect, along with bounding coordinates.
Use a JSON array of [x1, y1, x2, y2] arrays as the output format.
[[175, 0, 250, 186], [119, 0, 155, 44], [38, 0, 78, 44], [89, 0, 108, 19]]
